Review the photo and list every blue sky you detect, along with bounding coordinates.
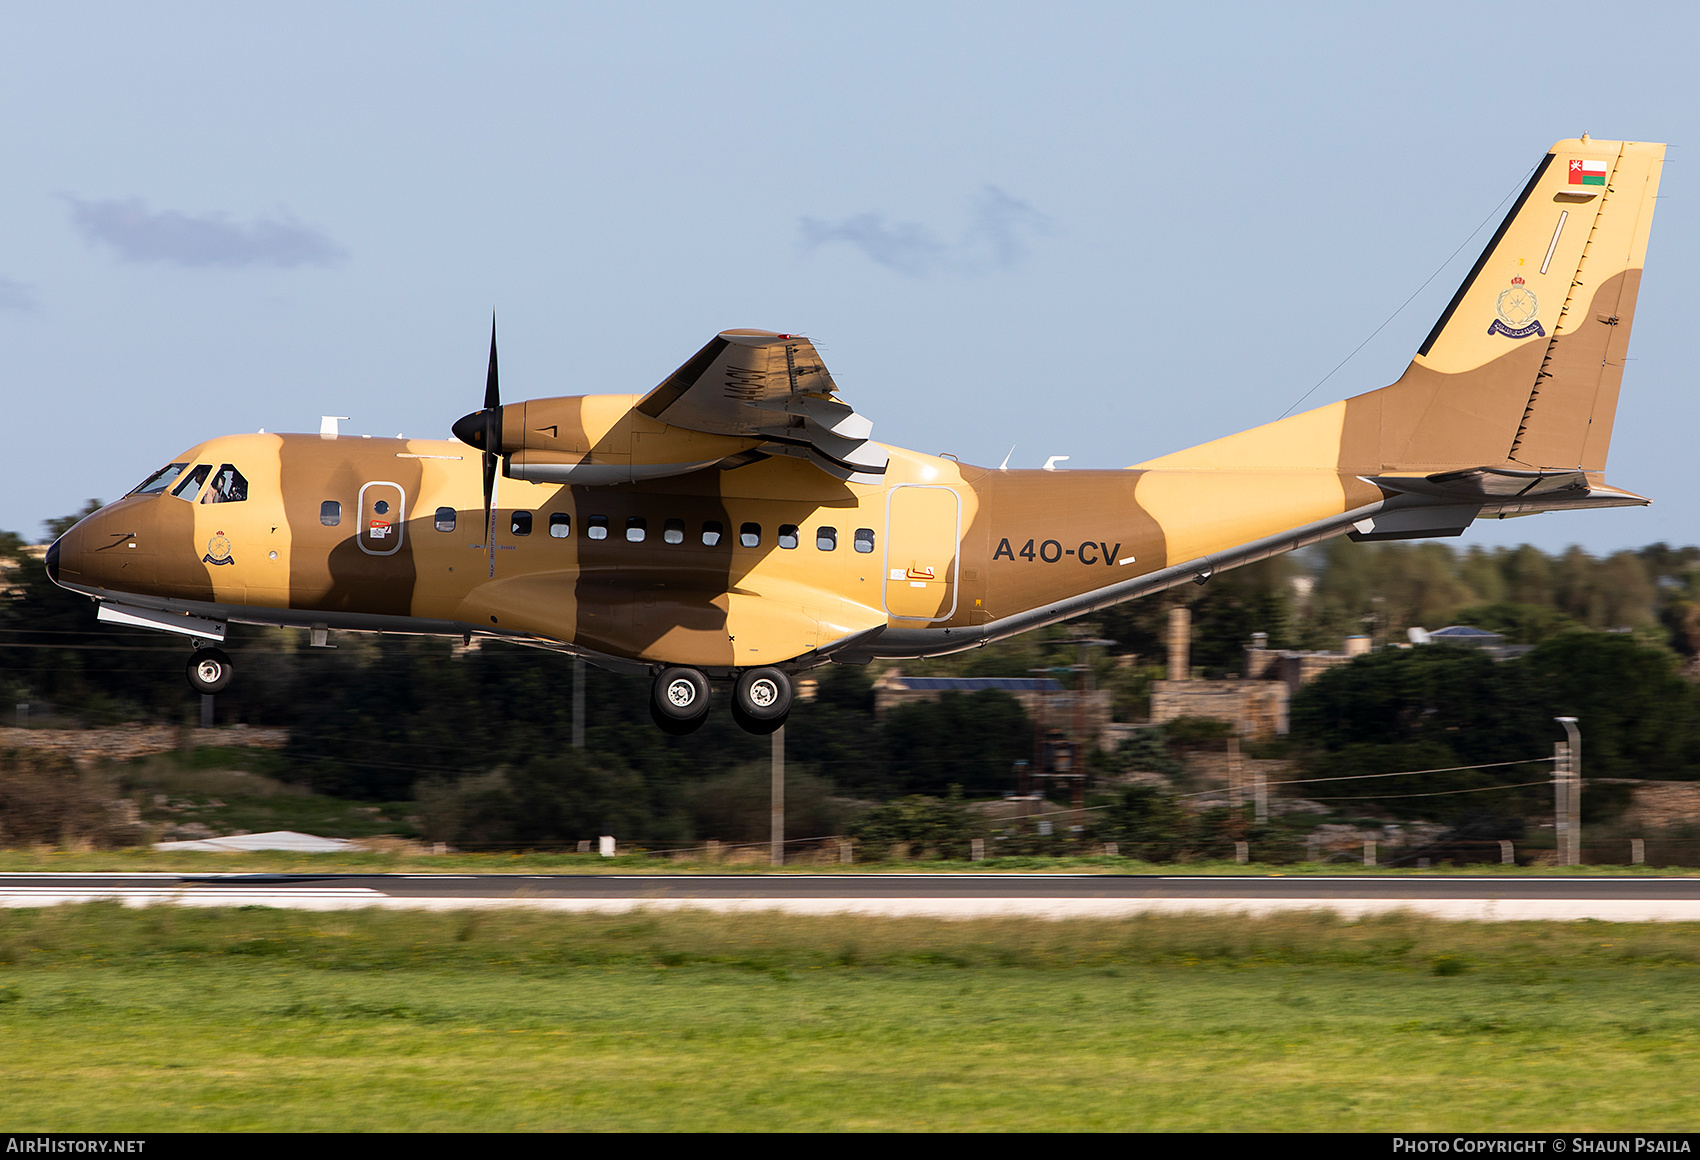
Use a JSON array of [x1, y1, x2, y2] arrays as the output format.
[[3, 2, 1696, 554]]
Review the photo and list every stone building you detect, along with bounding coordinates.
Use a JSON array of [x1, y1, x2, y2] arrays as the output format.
[[1146, 606, 1371, 739]]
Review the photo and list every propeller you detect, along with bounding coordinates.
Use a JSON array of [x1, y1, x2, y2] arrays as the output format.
[[451, 315, 503, 576]]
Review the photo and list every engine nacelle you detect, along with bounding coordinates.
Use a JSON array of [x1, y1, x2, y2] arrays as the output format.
[[467, 394, 760, 486]]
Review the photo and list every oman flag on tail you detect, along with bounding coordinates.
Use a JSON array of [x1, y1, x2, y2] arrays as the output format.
[[1570, 158, 1608, 186]]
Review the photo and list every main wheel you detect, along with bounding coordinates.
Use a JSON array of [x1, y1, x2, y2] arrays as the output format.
[[732, 667, 792, 725], [651, 667, 711, 723], [186, 648, 233, 695]]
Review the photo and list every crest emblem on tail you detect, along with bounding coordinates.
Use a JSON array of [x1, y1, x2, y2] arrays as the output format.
[[1489, 276, 1544, 339]]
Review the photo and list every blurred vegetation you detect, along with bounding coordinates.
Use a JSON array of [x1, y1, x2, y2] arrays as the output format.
[[0, 750, 144, 848], [846, 787, 978, 860], [1288, 634, 1700, 819], [4, 507, 1700, 848]]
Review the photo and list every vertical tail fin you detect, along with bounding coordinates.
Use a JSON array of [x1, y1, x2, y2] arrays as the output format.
[[1344, 137, 1665, 475]]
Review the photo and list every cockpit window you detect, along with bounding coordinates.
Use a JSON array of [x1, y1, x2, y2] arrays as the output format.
[[170, 464, 212, 502], [132, 463, 188, 496], [201, 464, 248, 504]]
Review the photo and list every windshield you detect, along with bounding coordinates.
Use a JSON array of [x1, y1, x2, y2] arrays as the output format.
[[170, 464, 212, 502], [131, 463, 188, 496], [201, 464, 248, 504]]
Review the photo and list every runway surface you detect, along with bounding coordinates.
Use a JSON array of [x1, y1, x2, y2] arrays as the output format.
[[4, 872, 1700, 920]]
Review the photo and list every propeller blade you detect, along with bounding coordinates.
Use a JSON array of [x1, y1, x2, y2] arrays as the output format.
[[484, 316, 501, 577], [448, 316, 506, 577], [484, 314, 500, 411], [483, 447, 498, 578]]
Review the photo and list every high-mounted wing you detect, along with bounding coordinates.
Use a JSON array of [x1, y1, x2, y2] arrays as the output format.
[[636, 330, 888, 483]]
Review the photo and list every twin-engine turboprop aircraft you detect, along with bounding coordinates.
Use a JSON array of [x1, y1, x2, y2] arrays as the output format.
[[48, 137, 1665, 733]]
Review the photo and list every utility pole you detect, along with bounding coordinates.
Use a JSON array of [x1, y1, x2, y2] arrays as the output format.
[[771, 725, 785, 867], [572, 658, 585, 748], [1167, 606, 1190, 681], [1069, 637, 1114, 826], [1555, 717, 1581, 867], [1227, 734, 1243, 812]]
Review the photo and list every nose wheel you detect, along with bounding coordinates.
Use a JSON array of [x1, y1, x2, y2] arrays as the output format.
[[185, 647, 233, 695], [731, 666, 791, 735], [650, 667, 711, 736]]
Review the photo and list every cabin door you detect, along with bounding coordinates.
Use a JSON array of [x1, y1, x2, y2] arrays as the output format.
[[883, 485, 960, 621], [358, 481, 406, 556]]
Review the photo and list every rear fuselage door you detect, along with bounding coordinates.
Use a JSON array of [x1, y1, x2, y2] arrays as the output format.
[[883, 484, 960, 621], [359, 481, 406, 556]]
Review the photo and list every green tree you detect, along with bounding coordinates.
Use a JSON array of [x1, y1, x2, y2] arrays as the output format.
[[883, 690, 1033, 796], [1094, 785, 1195, 861], [847, 787, 978, 860], [1519, 633, 1700, 779]]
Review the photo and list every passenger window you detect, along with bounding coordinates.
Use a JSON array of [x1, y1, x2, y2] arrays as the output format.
[[170, 464, 211, 502], [817, 526, 837, 551], [740, 523, 761, 548], [321, 500, 341, 527], [549, 512, 571, 538], [701, 521, 724, 547], [435, 507, 456, 532], [663, 518, 685, 544], [626, 517, 647, 543], [854, 528, 875, 553], [202, 464, 248, 504], [778, 524, 799, 549], [511, 511, 532, 536], [133, 463, 187, 496], [588, 515, 608, 540]]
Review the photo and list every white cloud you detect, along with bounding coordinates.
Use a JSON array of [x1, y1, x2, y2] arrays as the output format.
[[800, 186, 1052, 277], [0, 277, 37, 311], [66, 197, 348, 268]]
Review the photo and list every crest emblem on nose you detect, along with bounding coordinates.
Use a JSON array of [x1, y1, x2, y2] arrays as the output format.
[[203, 532, 235, 566]]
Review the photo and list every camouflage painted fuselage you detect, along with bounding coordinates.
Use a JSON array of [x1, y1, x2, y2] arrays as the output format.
[[48, 137, 1666, 673]]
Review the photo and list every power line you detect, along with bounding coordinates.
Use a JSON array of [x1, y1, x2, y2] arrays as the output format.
[[1273, 162, 1536, 421]]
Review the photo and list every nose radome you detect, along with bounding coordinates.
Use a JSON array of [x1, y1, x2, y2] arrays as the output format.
[[44, 538, 60, 584]]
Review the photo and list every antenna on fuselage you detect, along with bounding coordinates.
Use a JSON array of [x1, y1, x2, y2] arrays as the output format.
[[998, 445, 1015, 471]]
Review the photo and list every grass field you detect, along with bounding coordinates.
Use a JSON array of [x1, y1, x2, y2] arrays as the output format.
[[2, 904, 1698, 1131]]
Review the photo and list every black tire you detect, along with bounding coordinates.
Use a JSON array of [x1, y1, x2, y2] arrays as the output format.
[[186, 648, 233, 695], [733, 667, 792, 722], [649, 698, 706, 736], [651, 667, 711, 722], [731, 700, 788, 735]]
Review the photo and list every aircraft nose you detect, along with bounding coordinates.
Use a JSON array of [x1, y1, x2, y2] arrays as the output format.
[[44, 538, 60, 584]]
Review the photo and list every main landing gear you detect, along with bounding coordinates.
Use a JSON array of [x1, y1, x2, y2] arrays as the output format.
[[646, 665, 795, 736], [185, 646, 233, 695], [649, 667, 712, 736], [731, 667, 792, 735]]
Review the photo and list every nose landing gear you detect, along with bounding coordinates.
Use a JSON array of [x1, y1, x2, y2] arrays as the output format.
[[185, 646, 233, 695]]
